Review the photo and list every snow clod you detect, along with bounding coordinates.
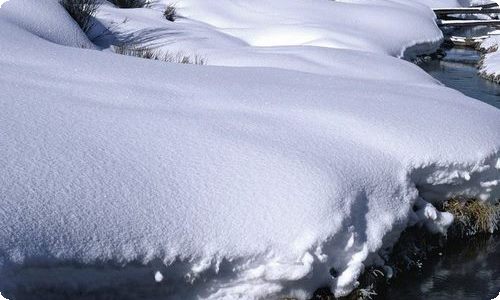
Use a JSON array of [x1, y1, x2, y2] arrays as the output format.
[[154, 271, 164, 283]]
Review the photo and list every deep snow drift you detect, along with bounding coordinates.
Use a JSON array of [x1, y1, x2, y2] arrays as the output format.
[[0, 0, 499, 299]]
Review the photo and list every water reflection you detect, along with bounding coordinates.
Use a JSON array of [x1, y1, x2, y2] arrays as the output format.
[[381, 235, 500, 300]]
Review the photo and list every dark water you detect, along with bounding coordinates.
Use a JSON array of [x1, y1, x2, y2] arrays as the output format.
[[381, 235, 500, 300]]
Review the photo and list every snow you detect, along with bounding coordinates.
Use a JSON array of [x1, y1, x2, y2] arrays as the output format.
[[480, 35, 500, 80], [0, 0, 499, 299], [481, 50, 500, 80], [1, 0, 93, 48], [154, 271, 164, 283], [96, 0, 444, 62]]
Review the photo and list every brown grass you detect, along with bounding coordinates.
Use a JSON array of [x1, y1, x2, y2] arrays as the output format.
[[443, 198, 500, 236]]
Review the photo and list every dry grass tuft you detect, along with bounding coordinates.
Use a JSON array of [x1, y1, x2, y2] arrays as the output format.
[[60, 0, 101, 33], [111, 0, 151, 8], [443, 198, 500, 236], [114, 45, 206, 65], [164, 4, 177, 22]]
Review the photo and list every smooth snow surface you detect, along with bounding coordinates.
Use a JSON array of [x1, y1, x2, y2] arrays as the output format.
[[0, 0, 499, 299]]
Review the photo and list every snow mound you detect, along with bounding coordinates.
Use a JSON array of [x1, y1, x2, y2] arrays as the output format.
[[0, 0, 93, 48], [0, 0, 499, 299], [95, 0, 444, 72]]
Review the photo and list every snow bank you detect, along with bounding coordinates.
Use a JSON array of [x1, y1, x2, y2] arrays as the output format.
[[0, 0, 499, 299], [480, 35, 500, 82], [480, 51, 500, 82], [95, 0, 444, 70]]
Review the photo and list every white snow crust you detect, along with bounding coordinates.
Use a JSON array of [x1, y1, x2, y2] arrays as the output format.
[[0, 0, 499, 299]]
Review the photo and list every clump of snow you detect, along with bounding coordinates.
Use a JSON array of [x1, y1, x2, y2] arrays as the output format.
[[154, 271, 164, 283], [0, 0, 499, 299], [410, 198, 454, 234]]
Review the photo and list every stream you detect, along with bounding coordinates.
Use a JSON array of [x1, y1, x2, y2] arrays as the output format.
[[379, 26, 500, 300], [419, 26, 500, 109]]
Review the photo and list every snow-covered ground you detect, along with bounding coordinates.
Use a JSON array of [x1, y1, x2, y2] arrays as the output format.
[[0, 0, 499, 299], [94, 0, 447, 69]]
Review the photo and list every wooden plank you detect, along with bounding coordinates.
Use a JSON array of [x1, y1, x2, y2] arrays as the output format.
[[471, 2, 499, 8], [434, 8, 500, 15]]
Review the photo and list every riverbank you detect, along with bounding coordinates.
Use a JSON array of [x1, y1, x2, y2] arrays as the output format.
[[338, 24, 500, 298], [313, 198, 500, 300], [479, 34, 500, 83]]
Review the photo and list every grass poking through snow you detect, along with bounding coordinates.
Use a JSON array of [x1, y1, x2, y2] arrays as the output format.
[[60, 0, 101, 33], [114, 45, 206, 65], [111, 0, 151, 8], [164, 4, 177, 22]]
